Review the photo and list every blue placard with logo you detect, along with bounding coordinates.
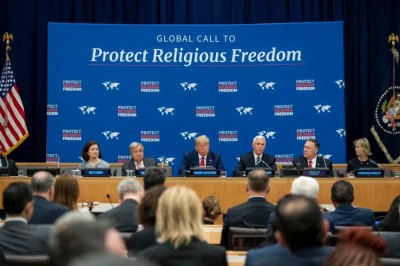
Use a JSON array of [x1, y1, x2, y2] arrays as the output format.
[[47, 22, 345, 176]]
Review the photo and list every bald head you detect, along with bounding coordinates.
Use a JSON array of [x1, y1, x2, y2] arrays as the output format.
[[31, 171, 55, 200]]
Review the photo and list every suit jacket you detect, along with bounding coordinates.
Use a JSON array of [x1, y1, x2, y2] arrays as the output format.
[[178, 150, 225, 176], [220, 197, 275, 248], [234, 152, 276, 177], [323, 203, 375, 233], [29, 196, 69, 224], [0, 157, 18, 176], [0, 220, 52, 255], [128, 226, 157, 254], [121, 158, 158, 176], [98, 199, 139, 232], [292, 156, 334, 177], [245, 243, 333, 266], [140, 237, 227, 266]]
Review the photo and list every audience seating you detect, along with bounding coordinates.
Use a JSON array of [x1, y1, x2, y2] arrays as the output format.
[[228, 227, 268, 251], [374, 231, 400, 258], [334, 225, 373, 234], [380, 257, 400, 266], [5, 255, 50, 266]]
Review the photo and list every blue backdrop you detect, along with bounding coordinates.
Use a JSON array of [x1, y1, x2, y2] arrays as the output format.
[[47, 22, 345, 176]]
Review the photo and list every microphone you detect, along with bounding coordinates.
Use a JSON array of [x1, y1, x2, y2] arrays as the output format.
[[106, 194, 114, 208], [320, 156, 327, 168], [256, 157, 271, 169], [296, 163, 302, 176], [3, 156, 9, 169], [368, 159, 382, 168], [0, 156, 9, 176]]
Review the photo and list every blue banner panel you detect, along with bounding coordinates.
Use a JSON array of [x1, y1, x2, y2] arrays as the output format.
[[47, 22, 345, 176]]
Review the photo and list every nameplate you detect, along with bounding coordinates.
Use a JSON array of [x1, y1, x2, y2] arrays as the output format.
[[354, 168, 384, 178], [189, 168, 221, 177], [82, 168, 111, 177], [134, 168, 146, 176], [302, 168, 331, 177]]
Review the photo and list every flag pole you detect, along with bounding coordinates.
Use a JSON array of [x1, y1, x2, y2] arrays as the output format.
[[0, 32, 29, 156], [2, 32, 13, 61], [388, 33, 399, 131]]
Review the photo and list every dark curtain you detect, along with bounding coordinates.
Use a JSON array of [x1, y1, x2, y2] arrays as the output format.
[[0, 0, 399, 163]]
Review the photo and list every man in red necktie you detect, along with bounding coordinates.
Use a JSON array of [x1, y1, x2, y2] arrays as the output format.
[[292, 139, 334, 177], [178, 135, 225, 176]]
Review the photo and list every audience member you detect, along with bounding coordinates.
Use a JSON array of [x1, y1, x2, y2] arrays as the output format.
[[267, 176, 320, 233], [376, 195, 400, 231], [50, 220, 126, 266], [53, 174, 81, 211], [122, 142, 158, 176], [143, 166, 166, 191], [220, 169, 275, 248], [140, 186, 227, 266], [0, 146, 18, 176], [346, 138, 378, 176], [79, 140, 110, 169], [202, 195, 222, 224], [178, 135, 225, 176], [98, 178, 144, 232], [324, 180, 375, 233], [246, 194, 333, 266], [292, 139, 334, 176], [0, 182, 51, 255], [128, 185, 166, 254], [29, 171, 69, 224], [323, 228, 386, 266], [234, 135, 276, 176]]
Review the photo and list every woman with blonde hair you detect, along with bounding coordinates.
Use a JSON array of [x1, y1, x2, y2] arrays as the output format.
[[140, 185, 227, 266], [346, 138, 378, 176]]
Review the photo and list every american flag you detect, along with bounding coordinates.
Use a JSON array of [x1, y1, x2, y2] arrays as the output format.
[[0, 60, 29, 156]]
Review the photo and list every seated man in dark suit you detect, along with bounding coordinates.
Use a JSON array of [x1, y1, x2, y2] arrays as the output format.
[[292, 138, 334, 177], [0, 146, 18, 176], [234, 135, 276, 177], [98, 178, 144, 232], [324, 180, 375, 233], [29, 171, 69, 224], [121, 142, 158, 176], [0, 182, 52, 255], [220, 169, 275, 248], [178, 135, 225, 176], [246, 194, 333, 266]]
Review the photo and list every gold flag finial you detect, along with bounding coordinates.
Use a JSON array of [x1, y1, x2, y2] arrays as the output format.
[[2, 32, 14, 61], [389, 33, 399, 47], [389, 33, 399, 64]]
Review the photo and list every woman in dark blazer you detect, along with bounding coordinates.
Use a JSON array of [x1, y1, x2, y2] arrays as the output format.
[[139, 186, 227, 266]]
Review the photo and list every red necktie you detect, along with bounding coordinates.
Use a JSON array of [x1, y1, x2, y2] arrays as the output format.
[[308, 160, 313, 168], [200, 157, 205, 167]]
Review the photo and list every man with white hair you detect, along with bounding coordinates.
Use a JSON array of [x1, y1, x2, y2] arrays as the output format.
[[291, 176, 319, 199], [121, 142, 158, 176], [233, 135, 276, 177], [98, 178, 144, 232], [267, 176, 320, 232]]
